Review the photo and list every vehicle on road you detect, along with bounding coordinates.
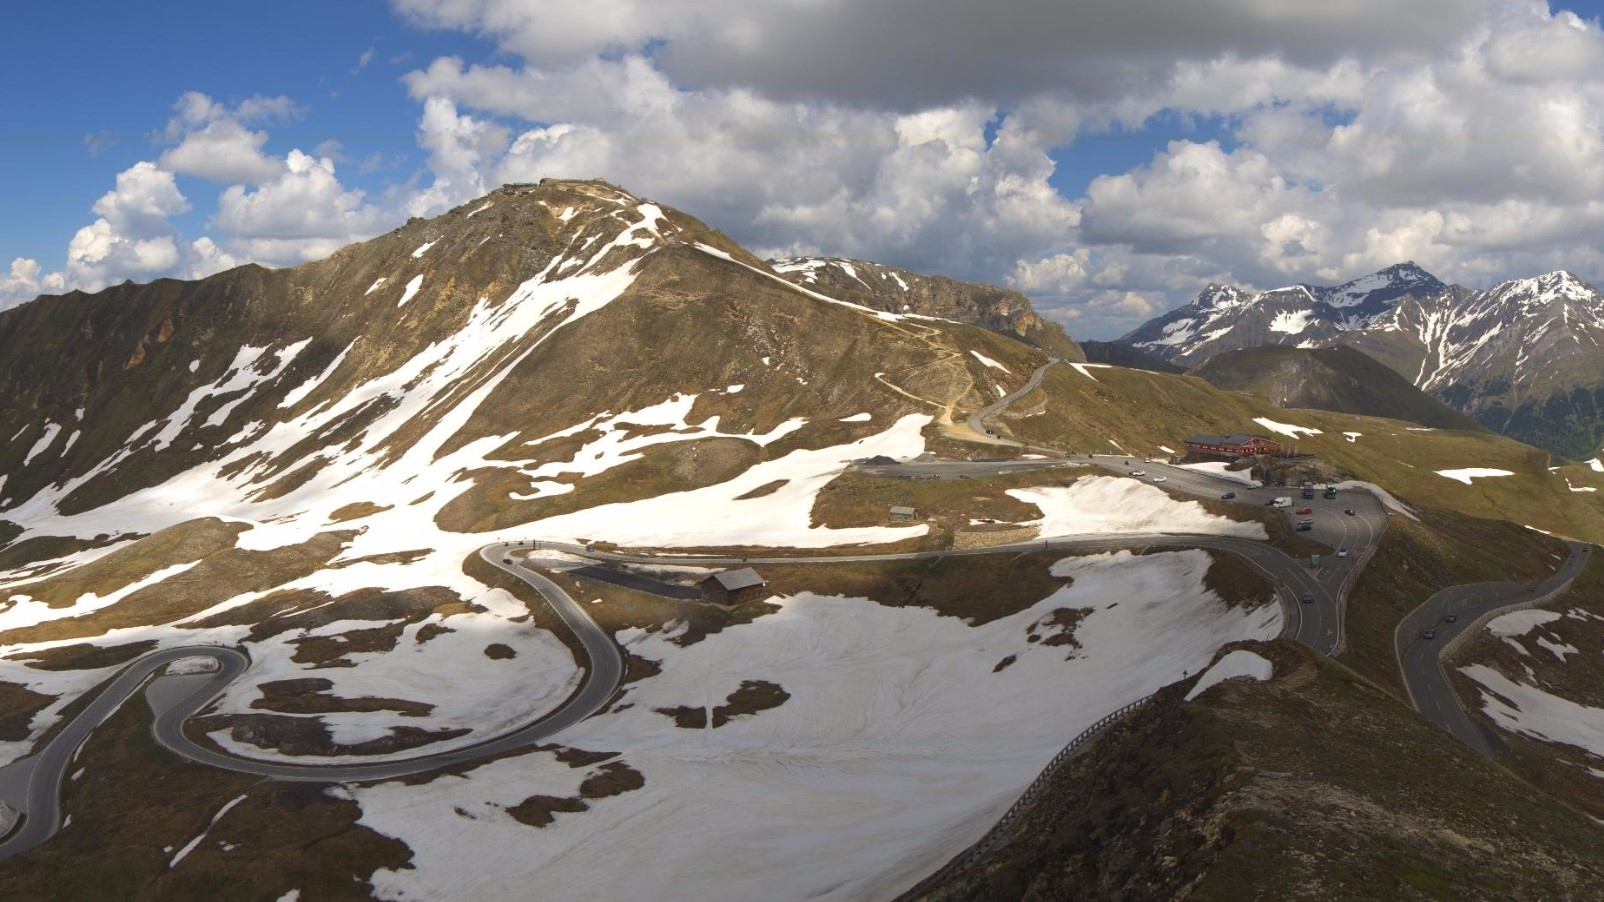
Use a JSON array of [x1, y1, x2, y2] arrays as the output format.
[[1338, 548, 1349, 557], [1221, 492, 1236, 499], [1323, 486, 1338, 499], [1301, 593, 1313, 604], [1423, 629, 1437, 640], [503, 558, 512, 564], [1151, 475, 1166, 483], [1131, 469, 1146, 477], [1446, 613, 1458, 623], [1344, 508, 1356, 515], [1296, 522, 1312, 531], [1271, 496, 1293, 508], [1295, 507, 1312, 515], [1302, 484, 1315, 500]]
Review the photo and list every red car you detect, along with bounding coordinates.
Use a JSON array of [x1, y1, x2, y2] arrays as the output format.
[[1295, 507, 1312, 515]]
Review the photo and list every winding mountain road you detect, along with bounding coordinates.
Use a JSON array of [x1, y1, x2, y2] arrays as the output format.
[[966, 359, 1061, 445], [0, 545, 623, 860], [1395, 541, 1592, 756]]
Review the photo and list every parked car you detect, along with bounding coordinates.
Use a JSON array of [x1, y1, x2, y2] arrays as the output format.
[[1221, 492, 1236, 499], [1295, 507, 1312, 515], [1423, 629, 1437, 640], [1344, 508, 1356, 515]]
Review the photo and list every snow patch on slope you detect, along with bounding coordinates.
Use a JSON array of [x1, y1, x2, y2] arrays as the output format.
[[1462, 664, 1604, 760], [1436, 468, 1515, 484], [1009, 476, 1266, 538], [970, 351, 1010, 373], [1253, 417, 1322, 439], [21, 424, 62, 467], [350, 549, 1281, 902], [1487, 609, 1563, 637], [531, 414, 934, 548], [1185, 649, 1273, 701], [398, 275, 424, 307], [1269, 311, 1313, 334]]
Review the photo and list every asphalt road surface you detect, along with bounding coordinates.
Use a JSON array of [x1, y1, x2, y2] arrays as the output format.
[[966, 359, 1061, 445], [0, 544, 624, 860], [1395, 541, 1592, 756]]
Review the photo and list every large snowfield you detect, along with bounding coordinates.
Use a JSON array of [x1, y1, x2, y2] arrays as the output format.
[[349, 550, 1281, 901], [1008, 476, 1267, 539]]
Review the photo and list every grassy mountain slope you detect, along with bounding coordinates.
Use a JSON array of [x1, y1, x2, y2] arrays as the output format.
[[995, 364, 1604, 542], [1189, 345, 1481, 430], [1078, 339, 1186, 374], [929, 640, 1604, 901]]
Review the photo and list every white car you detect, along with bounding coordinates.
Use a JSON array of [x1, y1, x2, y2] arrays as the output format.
[[1151, 475, 1166, 483], [1337, 548, 1349, 557], [1131, 469, 1147, 477]]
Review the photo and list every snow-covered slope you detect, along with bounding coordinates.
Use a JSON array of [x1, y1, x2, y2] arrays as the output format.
[[347, 549, 1279, 901]]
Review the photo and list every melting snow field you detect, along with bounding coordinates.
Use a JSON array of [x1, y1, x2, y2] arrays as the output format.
[[969, 350, 1010, 373], [1177, 461, 1263, 487], [1488, 610, 1564, 638], [1436, 468, 1515, 484], [1184, 649, 1273, 701], [1269, 310, 1313, 334], [1462, 665, 1604, 761], [1009, 476, 1266, 539], [1253, 417, 1322, 439], [532, 415, 933, 548], [349, 549, 1282, 901]]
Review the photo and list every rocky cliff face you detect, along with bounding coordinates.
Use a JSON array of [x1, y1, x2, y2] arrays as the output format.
[[769, 256, 1084, 361]]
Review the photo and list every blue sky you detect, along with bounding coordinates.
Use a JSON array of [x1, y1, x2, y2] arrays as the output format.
[[6, 1, 1604, 338], [1, 2, 432, 264]]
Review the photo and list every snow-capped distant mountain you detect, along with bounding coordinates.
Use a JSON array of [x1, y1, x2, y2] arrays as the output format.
[[1120, 262, 1449, 366], [1120, 265, 1604, 458]]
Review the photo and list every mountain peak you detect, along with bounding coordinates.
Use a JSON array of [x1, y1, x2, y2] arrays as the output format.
[[1195, 283, 1253, 309], [1488, 269, 1602, 309]]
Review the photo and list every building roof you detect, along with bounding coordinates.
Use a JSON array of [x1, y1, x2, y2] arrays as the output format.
[[889, 505, 917, 516], [1185, 433, 1272, 447], [710, 568, 765, 591]]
